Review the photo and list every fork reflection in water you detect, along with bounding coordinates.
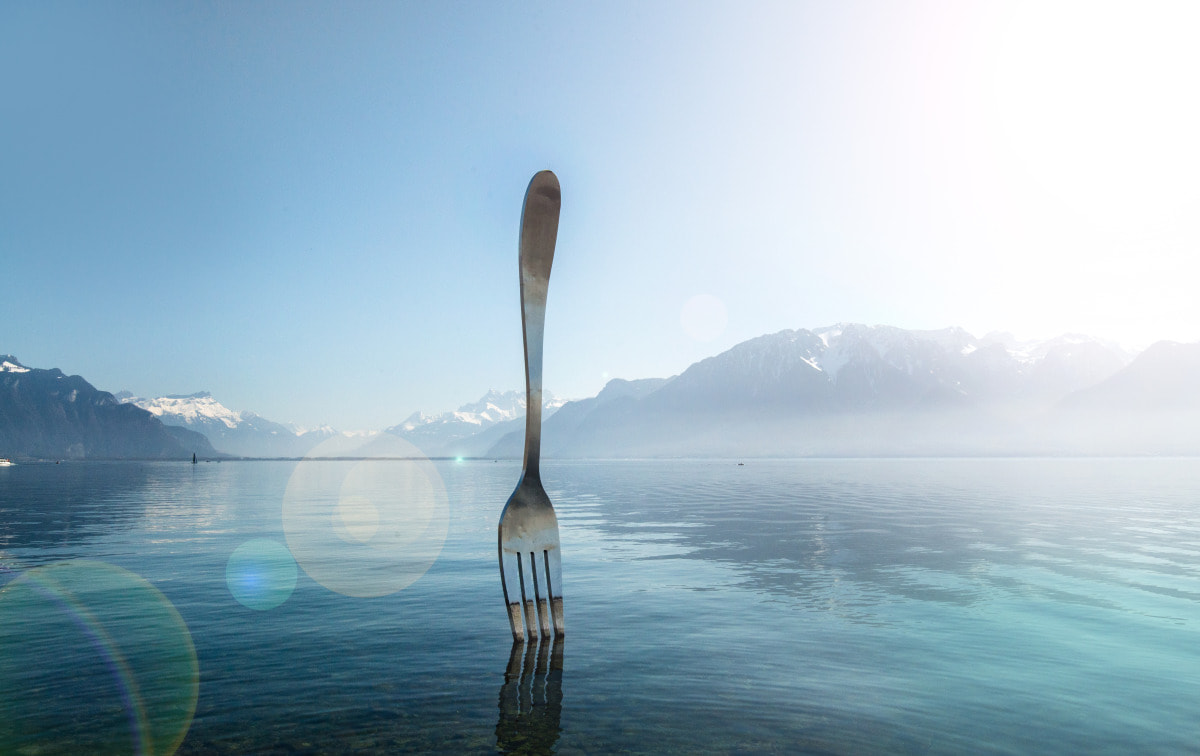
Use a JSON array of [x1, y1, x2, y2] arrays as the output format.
[[495, 638, 563, 755]]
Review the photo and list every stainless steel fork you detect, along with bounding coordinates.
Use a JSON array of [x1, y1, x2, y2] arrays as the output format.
[[498, 170, 565, 643]]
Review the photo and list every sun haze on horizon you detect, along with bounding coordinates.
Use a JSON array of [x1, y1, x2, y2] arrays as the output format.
[[3, 1, 1197, 430]]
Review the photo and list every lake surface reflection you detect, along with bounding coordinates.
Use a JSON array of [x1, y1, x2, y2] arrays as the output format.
[[496, 639, 563, 754], [2, 458, 1199, 753]]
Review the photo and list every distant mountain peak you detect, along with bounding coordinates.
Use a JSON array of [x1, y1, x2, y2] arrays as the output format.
[[124, 392, 244, 429], [119, 390, 340, 457], [656, 323, 1132, 416], [447, 388, 566, 425], [384, 388, 570, 455], [0, 358, 214, 459]]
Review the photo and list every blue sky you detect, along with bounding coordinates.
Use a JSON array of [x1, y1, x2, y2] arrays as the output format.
[[4, 1, 1199, 430]]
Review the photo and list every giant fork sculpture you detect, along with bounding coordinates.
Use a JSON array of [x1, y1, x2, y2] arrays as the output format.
[[497, 170, 565, 642]]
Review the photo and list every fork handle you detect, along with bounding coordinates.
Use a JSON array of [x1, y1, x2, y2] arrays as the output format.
[[518, 171, 560, 480]]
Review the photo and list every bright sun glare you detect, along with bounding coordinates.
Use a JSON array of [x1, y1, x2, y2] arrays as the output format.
[[986, 2, 1200, 345], [996, 3, 1200, 228]]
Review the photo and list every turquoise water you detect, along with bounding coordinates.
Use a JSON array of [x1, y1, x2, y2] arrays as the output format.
[[2, 458, 1199, 754]]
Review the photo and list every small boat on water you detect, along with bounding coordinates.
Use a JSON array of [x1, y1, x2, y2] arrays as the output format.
[[0, 458, 14, 467]]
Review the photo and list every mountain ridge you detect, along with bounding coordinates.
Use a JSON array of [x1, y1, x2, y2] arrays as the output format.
[[483, 324, 1197, 458], [6, 323, 1195, 460], [118, 391, 338, 458], [1, 356, 216, 460], [384, 388, 566, 458]]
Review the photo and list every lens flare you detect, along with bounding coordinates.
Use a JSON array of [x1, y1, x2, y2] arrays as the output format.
[[282, 434, 449, 598], [0, 560, 199, 755], [226, 539, 298, 611]]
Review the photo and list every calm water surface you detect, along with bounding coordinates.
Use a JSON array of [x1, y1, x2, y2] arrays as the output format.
[[2, 458, 1199, 754]]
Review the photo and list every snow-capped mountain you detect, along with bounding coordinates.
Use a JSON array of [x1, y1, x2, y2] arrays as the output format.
[[486, 324, 1170, 458], [8, 321, 1192, 461], [652, 323, 1129, 412], [1, 357, 216, 460], [2, 356, 31, 374], [386, 389, 566, 457], [122, 391, 244, 427], [118, 391, 337, 458]]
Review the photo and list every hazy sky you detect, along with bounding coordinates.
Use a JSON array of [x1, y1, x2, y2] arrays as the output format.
[[4, 1, 1199, 430]]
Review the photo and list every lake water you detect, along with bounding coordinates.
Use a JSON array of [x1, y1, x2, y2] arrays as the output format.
[[2, 457, 1199, 754]]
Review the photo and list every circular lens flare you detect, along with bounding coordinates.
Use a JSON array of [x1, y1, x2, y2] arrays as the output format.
[[335, 495, 381, 543], [0, 560, 198, 755], [226, 539, 298, 611], [282, 434, 449, 598]]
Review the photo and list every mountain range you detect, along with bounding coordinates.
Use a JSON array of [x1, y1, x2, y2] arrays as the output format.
[[116, 391, 338, 458], [4, 324, 1199, 459], [1, 356, 216, 460], [484, 324, 1198, 457], [384, 389, 567, 458], [113, 388, 566, 459]]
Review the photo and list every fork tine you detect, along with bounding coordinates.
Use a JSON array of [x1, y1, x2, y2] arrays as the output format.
[[516, 552, 539, 641], [500, 551, 526, 643], [528, 551, 553, 638], [501, 546, 563, 642], [545, 547, 564, 637]]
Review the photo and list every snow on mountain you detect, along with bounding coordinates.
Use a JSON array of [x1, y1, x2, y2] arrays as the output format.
[[480, 323, 1147, 458], [386, 389, 567, 456], [661, 323, 1129, 411], [127, 391, 244, 428], [1, 355, 31, 373], [1, 360, 216, 460], [690, 324, 985, 394], [453, 388, 567, 424], [454, 389, 526, 424], [118, 391, 336, 458], [392, 389, 565, 431], [816, 324, 973, 380]]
